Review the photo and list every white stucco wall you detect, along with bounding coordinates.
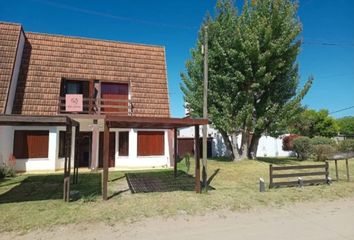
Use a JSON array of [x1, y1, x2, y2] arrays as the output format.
[[179, 126, 292, 158], [0, 125, 77, 172], [0, 126, 13, 166], [113, 128, 171, 169], [256, 135, 291, 158], [13, 126, 58, 172]]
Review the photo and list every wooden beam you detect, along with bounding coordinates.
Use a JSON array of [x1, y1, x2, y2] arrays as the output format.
[[194, 125, 201, 193], [63, 123, 71, 202], [73, 125, 79, 184], [102, 119, 109, 200], [174, 128, 178, 178]]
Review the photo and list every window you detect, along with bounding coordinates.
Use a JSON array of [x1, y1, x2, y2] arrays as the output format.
[[118, 132, 129, 156], [58, 131, 66, 158], [137, 131, 164, 156], [13, 130, 49, 158]]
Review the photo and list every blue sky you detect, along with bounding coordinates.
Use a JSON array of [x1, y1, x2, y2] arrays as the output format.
[[1, 0, 353, 118]]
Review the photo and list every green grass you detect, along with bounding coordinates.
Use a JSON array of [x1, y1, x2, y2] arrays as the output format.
[[1, 158, 354, 233]]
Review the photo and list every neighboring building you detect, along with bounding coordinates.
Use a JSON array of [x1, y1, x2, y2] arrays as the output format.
[[178, 125, 292, 158], [0, 22, 205, 172]]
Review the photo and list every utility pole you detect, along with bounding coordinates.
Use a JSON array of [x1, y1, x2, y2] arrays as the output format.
[[202, 25, 208, 192]]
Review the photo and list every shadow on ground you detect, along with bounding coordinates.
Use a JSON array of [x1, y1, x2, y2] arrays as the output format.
[[0, 172, 101, 204], [256, 157, 298, 165], [125, 170, 216, 193]]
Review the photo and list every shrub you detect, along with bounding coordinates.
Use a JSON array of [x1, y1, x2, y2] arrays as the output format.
[[312, 144, 336, 161], [310, 136, 336, 146], [293, 136, 312, 160], [0, 164, 16, 179], [337, 139, 354, 152], [282, 134, 299, 151]]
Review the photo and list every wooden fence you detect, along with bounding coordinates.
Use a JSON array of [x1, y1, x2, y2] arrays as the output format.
[[269, 162, 329, 188]]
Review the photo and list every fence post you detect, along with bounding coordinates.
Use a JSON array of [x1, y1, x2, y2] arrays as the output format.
[[346, 159, 350, 181], [269, 164, 273, 188], [325, 161, 330, 184], [298, 177, 303, 188], [259, 178, 265, 192]]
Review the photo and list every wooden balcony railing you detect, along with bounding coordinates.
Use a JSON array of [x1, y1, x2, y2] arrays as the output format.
[[58, 97, 133, 115]]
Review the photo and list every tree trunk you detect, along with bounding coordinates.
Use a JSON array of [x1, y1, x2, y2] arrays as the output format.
[[220, 130, 249, 161], [219, 129, 234, 160], [248, 133, 261, 159]]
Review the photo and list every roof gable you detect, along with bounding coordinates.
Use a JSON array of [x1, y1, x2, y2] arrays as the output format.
[[13, 31, 170, 117], [0, 22, 21, 113]]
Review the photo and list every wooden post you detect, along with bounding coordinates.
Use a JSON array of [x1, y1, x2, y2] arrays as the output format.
[[194, 125, 201, 193], [259, 178, 265, 192], [174, 128, 178, 178], [89, 80, 94, 114], [346, 159, 350, 181], [335, 160, 339, 180], [202, 25, 208, 193], [63, 123, 71, 202], [269, 164, 273, 188], [325, 161, 329, 183], [73, 125, 80, 184], [102, 120, 109, 200]]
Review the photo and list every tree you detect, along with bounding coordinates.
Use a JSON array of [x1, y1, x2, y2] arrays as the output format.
[[289, 109, 339, 137], [181, 0, 312, 161], [336, 116, 354, 136]]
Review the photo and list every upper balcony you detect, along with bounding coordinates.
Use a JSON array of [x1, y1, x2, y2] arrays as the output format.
[[58, 79, 132, 116]]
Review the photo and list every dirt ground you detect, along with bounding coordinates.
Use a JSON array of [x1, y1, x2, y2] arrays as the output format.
[[2, 197, 354, 240]]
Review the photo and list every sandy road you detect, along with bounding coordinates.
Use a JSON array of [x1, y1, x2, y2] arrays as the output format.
[[2, 198, 354, 240]]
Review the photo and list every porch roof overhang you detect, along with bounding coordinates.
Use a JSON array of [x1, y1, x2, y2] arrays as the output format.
[[105, 115, 208, 129], [0, 114, 79, 126]]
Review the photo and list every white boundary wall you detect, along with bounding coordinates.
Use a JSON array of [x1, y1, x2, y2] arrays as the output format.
[[179, 126, 292, 158]]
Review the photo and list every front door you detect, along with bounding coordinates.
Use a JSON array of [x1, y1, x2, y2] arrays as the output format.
[[99, 132, 116, 168], [78, 132, 92, 167]]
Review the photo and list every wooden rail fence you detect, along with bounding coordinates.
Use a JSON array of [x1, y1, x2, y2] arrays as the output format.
[[269, 162, 330, 188]]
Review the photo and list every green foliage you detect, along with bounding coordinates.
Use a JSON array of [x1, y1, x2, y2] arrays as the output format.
[[181, 0, 312, 159], [282, 134, 299, 151], [337, 139, 354, 152], [312, 144, 336, 161], [184, 154, 191, 174], [0, 164, 16, 179], [310, 136, 335, 146], [293, 136, 312, 160], [336, 116, 354, 136], [290, 109, 339, 138]]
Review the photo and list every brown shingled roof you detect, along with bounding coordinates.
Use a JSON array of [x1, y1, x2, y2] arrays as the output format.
[[13, 31, 170, 117], [0, 22, 21, 113]]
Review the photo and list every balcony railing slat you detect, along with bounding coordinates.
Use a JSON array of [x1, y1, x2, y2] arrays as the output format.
[[58, 96, 132, 115]]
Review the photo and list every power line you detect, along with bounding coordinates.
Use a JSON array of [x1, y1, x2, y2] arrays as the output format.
[[330, 106, 354, 114], [31, 0, 198, 31], [303, 40, 354, 48]]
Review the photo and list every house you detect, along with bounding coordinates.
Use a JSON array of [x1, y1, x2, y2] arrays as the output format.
[[178, 125, 292, 158], [0, 21, 206, 174]]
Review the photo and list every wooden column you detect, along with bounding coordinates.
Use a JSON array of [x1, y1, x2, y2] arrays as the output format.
[[335, 160, 339, 180], [63, 123, 71, 202], [102, 120, 110, 200], [73, 125, 80, 184], [174, 128, 178, 178], [194, 125, 201, 193]]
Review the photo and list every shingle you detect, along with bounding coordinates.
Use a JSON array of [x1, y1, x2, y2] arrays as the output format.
[[0, 22, 21, 113], [13, 32, 170, 117]]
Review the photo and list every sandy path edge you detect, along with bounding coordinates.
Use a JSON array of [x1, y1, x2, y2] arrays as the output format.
[[2, 197, 354, 240]]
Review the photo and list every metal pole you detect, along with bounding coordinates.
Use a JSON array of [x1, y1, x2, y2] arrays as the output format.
[[202, 25, 208, 192]]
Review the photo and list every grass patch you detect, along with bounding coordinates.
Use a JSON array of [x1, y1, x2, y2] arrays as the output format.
[[0, 158, 354, 232]]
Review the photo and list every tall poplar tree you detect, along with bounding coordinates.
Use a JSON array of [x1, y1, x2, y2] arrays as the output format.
[[181, 0, 312, 160]]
